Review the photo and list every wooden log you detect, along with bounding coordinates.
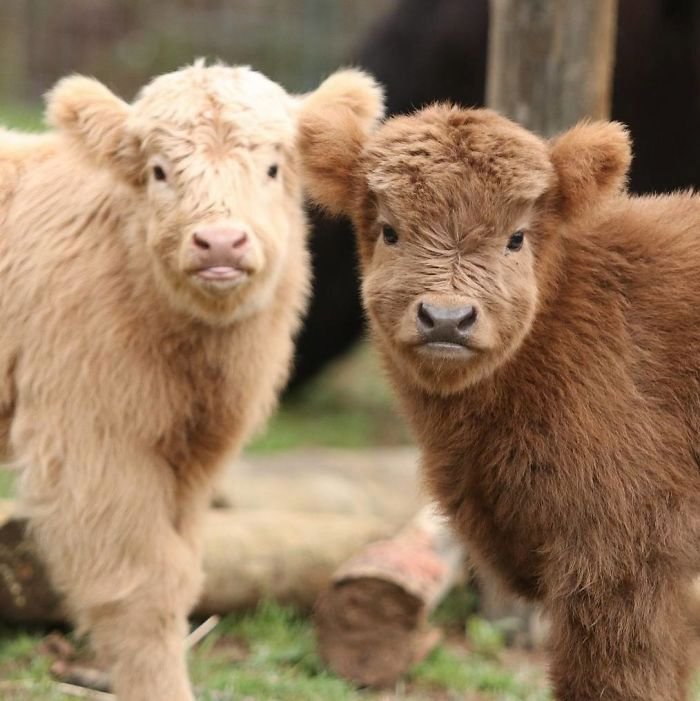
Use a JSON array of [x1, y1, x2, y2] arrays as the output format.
[[0, 503, 403, 622], [212, 447, 422, 523], [487, 0, 619, 136], [314, 505, 466, 687], [197, 509, 400, 615]]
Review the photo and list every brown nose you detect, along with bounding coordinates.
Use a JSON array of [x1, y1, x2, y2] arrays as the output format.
[[190, 226, 250, 269], [416, 302, 478, 344]]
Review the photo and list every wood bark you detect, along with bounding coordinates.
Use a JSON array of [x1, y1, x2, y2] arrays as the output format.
[[314, 506, 466, 687], [487, 0, 619, 136]]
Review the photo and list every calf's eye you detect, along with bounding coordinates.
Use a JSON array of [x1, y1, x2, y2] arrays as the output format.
[[267, 163, 279, 179], [152, 165, 167, 182], [382, 225, 399, 245], [507, 229, 525, 252]]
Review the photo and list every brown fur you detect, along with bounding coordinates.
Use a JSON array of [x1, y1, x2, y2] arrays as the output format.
[[300, 102, 700, 700], [0, 63, 380, 701]]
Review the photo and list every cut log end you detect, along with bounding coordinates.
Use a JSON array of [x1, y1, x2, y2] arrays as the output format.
[[315, 577, 433, 687], [314, 506, 466, 687]]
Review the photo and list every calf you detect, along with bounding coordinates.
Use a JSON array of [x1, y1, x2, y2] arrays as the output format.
[[0, 62, 381, 700], [299, 99, 700, 700]]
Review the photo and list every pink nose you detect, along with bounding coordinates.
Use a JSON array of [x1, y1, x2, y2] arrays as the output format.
[[190, 226, 251, 270]]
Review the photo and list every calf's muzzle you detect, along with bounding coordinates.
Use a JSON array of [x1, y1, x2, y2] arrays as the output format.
[[188, 225, 253, 281], [416, 301, 477, 346]]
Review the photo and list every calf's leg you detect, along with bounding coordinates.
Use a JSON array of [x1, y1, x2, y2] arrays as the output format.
[[20, 441, 203, 701], [547, 572, 691, 701]]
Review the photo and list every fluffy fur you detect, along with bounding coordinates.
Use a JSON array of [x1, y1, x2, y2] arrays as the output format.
[[0, 62, 379, 701], [300, 102, 700, 700]]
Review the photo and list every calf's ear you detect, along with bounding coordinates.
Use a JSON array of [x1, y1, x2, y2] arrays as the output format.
[[549, 121, 632, 218], [46, 76, 143, 185], [297, 69, 385, 216]]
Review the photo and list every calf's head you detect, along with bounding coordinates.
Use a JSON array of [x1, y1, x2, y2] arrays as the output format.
[[299, 103, 631, 394], [46, 62, 382, 324]]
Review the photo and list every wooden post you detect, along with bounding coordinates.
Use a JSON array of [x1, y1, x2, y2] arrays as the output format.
[[482, 0, 620, 640], [487, 0, 619, 135]]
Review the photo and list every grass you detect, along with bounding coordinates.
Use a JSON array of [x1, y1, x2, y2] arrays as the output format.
[[0, 601, 553, 701], [0, 628, 66, 701], [1, 601, 699, 700], [189, 603, 363, 701], [0, 102, 44, 131], [0, 468, 15, 499], [409, 646, 549, 701]]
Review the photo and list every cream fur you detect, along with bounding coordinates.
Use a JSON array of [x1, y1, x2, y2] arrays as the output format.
[[0, 62, 378, 701]]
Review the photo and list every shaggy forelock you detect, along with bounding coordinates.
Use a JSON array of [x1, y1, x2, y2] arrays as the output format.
[[131, 62, 296, 151], [365, 105, 554, 217]]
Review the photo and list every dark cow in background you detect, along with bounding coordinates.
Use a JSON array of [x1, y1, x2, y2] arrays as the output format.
[[290, 0, 700, 388]]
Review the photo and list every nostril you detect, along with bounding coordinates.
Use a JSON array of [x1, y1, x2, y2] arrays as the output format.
[[192, 232, 210, 250], [457, 306, 478, 331], [232, 232, 248, 249], [417, 302, 435, 330]]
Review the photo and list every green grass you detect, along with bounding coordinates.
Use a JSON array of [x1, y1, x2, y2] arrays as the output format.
[[2, 601, 699, 700], [431, 584, 480, 629], [0, 467, 15, 499], [0, 627, 69, 700], [410, 646, 550, 701], [0, 102, 44, 131], [189, 603, 364, 700], [0, 602, 555, 701]]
